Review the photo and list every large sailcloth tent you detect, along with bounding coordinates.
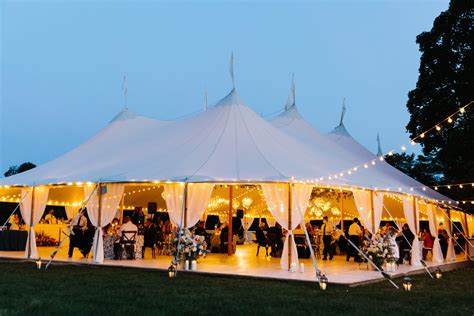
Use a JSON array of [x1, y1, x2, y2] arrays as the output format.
[[0, 85, 468, 268]]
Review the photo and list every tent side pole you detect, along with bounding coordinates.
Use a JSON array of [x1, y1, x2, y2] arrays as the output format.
[[370, 190, 375, 234], [94, 183, 103, 261], [184, 184, 188, 228], [119, 189, 125, 225], [412, 197, 418, 235], [340, 191, 344, 231], [28, 187, 36, 259], [288, 183, 292, 271], [465, 212, 470, 237], [228, 185, 233, 256]]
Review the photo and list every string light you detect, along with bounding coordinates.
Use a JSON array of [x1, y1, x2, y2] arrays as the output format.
[[448, 117, 453, 123], [435, 125, 441, 131]]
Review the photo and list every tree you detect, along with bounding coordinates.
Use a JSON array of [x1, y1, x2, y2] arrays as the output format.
[[385, 153, 441, 186], [3, 162, 36, 177], [406, 0, 473, 206]]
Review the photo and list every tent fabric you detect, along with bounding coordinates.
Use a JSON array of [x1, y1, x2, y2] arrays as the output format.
[[352, 190, 373, 234], [186, 183, 215, 228], [261, 183, 299, 270], [64, 205, 79, 221], [373, 192, 383, 235], [427, 204, 444, 263], [163, 183, 185, 227], [402, 197, 422, 266], [20, 187, 49, 259], [85, 184, 124, 263]]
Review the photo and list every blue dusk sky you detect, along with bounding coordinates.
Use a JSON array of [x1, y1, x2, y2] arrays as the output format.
[[1, 0, 448, 173]]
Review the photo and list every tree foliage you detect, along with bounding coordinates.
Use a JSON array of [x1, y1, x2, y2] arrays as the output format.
[[405, 0, 473, 205], [3, 162, 36, 177]]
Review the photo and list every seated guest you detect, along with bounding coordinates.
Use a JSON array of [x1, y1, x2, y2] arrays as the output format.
[[114, 216, 138, 259], [8, 214, 20, 230], [45, 209, 57, 224], [142, 218, 157, 258], [267, 223, 284, 257], [255, 222, 268, 255], [220, 223, 230, 252], [396, 224, 414, 263], [106, 218, 120, 235], [68, 213, 88, 258]]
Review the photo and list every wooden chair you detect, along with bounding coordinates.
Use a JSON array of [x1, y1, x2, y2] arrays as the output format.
[[117, 231, 137, 260]]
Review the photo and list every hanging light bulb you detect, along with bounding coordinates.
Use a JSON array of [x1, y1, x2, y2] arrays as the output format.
[[401, 146, 406, 151], [364, 164, 368, 169], [379, 156, 384, 161], [411, 140, 416, 146], [436, 125, 441, 131], [447, 185, 451, 189], [447, 117, 453, 123], [460, 107, 465, 113], [459, 184, 463, 189]]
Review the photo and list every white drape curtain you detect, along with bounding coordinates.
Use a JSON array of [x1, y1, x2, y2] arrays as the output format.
[[186, 183, 214, 228], [442, 209, 456, 261], [85, 184, 124, 263], [402, 197, 422, 266], [20, 187, 49, 259], [427, 204, 444, 263], [163, 183, 185, 227], [373, 192, 384, 234], [261, 183, 312, 271], [352, 190, 373, 234], [468, 215, 474, 238], [454, 211, 467, 237], [64, 205, 79, 221]]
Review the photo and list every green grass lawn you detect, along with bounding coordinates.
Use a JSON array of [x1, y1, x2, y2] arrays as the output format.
[[0, 260, 472, 315]]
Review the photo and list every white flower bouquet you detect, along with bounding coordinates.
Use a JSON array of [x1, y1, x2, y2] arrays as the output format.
[[170, 229, 207, 262], [362, 234, 396, 269]]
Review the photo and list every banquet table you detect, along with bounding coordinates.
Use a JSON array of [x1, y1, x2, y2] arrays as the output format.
[[0, 230, 28, 250], [35, 223, 69, 248]]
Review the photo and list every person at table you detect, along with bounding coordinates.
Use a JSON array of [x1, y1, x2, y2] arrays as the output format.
[[194, 221, 208, 242], [346, 218, 362, 262], [220, 223, 230, 252], [8, 213, 21, 230], [44, 209, 57, 224], [267, 223, 284, 257], [114, 216, 138, 259], [321, 216, 334, 260], [106, 218, 120, 235], [396, 224, 414, 264], [68, 213, 88, 258], [421, 228, 434, 260]]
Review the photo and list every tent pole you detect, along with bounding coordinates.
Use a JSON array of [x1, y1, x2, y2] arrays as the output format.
[[228, 185, 233, 256], [119, 190, 124, 225], [412, 197, 418, 236], [370, 190, 375, 234], [465, 212, 470, 238], [340, 191, 344, 231], [94, 183, 103, 262], [27, 187, 36, 259], [184, 185, 188, 228], [288, 183, 292, 271]]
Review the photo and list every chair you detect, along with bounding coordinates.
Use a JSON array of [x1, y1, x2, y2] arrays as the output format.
[[117, 231, 137, 260]]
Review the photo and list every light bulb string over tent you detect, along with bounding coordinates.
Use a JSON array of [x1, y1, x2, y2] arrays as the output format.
[[45, 184, 99, 269], [317, 100, 473, 183]]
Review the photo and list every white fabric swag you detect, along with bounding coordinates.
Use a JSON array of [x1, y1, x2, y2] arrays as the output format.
[[64, 205, 79, 221], [427, 204, 444, 263], [85, 184, 124, 263], [20, 187, 49, 259], [402, 197, 422, 266], [352, 190, 382, 235], [261, 183, 311, 271], [441, 208, 456, 261], [186, 183, 214, 228], [163, 183, 214, 229]]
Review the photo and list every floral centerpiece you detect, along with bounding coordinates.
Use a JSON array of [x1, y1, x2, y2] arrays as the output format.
[[169, 229, 207, 263], [361, 234, 397, 270], [35, 231, 59, 247]]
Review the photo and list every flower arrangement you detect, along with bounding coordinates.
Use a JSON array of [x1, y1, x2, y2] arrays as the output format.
[[362, 234, 396, 269], [169, 229, 207, 262], [35, 231, 58, 247]]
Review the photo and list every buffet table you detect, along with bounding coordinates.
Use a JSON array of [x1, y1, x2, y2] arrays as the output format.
[[0, 230, 28, 251]]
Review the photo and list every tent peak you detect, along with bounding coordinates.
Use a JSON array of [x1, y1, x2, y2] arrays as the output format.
[[376, 132, 383, 156], [214, 88, 244, 108], [338, 97, 346, 126], [284, 74, 296, 110]]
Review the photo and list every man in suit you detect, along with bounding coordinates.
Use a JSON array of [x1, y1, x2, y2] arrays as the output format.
[[321, 216, 334, 260], [68, 213, 88, 258]]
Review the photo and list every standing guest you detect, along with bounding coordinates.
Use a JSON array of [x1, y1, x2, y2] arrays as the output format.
[[142, 218, 157, 258], [396, 224, 414, 264], [321, 216, 334, 260], [194, 221, 208, 238], [162, 220, 172, 235], [346, 218, 362, 262], [45, 209, 57, 224], [421, 228, 434, 260], [439, 229, 449, 259], [68, 213, 88, 258]]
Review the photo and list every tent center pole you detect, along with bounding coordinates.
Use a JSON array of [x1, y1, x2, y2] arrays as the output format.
[[228, 185, 233, 256], [370, 190, 375, 234], [288, 183, 292, 271], [28, 187, 36, 259], [340, 191, 344, 231]]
